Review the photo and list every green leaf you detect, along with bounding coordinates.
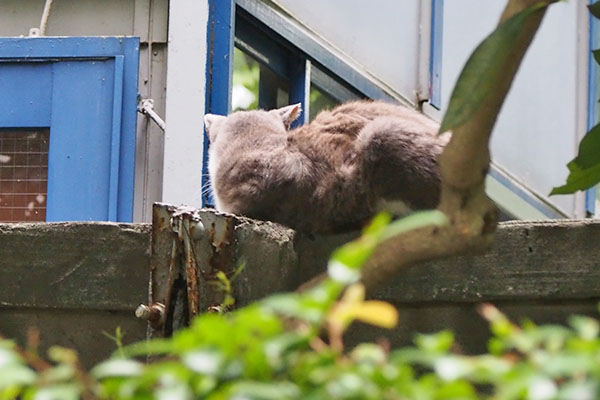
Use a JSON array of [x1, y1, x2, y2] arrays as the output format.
[[550, 161, 600, 195], [120, 338, 173, 358], [440, 3, 550, 133], [551, 123, 600, 194], [0, 365, 37, 388], [230, 380, 300, 400], [182, 350, 224, 376], [362, 212, 392, 237], [0, 348, 20, 369], [589, 2, 600, 20], [415, 331, 455, 354], [593, 49, 600, 66], [91, 359, 144, 379], [569, 123, 600, 169], [33, 383, 81, 400], [329, 236, 378, 271], [350, 343, 386, 365], [569, 315, 600, 340]]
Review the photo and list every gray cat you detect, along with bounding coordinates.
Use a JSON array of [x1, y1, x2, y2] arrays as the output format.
[[204, 100, 448, 233]]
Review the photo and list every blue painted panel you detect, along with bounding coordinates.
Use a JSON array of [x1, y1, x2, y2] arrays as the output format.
[[116, 37, 140, 221], [47, 60, 115, 221], [430, 0, 444, 109], [586, 0, 599, 215], [0, 63, 52, 127], [0, 36, 139, 222], [108, 56, 125, 221], [204, 0, 235, 207], [0, 37, 132, 59], [290, 58, 309, 128]]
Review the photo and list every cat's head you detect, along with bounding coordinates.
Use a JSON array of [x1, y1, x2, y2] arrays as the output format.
[[203, 103, 302, 144]]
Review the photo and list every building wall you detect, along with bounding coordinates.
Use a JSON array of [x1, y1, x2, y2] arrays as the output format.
[[272, 0, 589, 218], [272, 0, 428, 106], [0, 0, 169, 222]]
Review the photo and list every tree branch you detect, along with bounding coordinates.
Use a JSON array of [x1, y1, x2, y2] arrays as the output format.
[[360, 0, 556, 294]]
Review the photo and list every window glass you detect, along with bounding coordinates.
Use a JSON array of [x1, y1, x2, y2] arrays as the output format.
[[232, 47, 290, 112], [232, 47, 259, 111], [309, 84, 339, 121], [0, 129, 49, 222]]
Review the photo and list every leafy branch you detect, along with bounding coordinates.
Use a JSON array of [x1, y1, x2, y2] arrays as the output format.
[[359, 0, 559, 293]]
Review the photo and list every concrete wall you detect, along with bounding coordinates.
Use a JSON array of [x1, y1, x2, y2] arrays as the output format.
[[3, 212, 599, 365]]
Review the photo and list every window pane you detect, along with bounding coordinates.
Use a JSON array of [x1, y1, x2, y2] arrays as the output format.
[[309, 85, 340, 121], [232, 47, 289, 111], [0, 129, 49, 222], [233, 47, 259, 111]]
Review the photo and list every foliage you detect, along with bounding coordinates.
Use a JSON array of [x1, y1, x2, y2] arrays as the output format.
[[552, 4, 600, 194], [2, 211, 600, 400]]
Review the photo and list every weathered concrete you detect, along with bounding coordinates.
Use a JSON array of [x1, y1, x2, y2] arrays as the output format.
[[2, 213, 600, 363], [0, 222, 151, 366]]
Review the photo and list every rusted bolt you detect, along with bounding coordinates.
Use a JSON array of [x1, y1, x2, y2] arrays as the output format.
[[135, 302, 165, 324]]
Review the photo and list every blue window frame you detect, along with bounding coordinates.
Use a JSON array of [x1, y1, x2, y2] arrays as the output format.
[[0, 37, 139, 222], [430, 0, 444, 109]]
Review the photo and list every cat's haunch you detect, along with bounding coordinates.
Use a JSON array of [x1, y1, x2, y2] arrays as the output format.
[[204, 100, 448, 233]]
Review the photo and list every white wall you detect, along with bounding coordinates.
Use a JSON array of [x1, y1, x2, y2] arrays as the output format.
[[162, 0, 209, 209], [273, 0, 426, 105], [439, 0, 586, 217]]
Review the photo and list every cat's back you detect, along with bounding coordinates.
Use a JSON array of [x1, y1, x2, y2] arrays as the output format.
[[289, 100, 438, 164]]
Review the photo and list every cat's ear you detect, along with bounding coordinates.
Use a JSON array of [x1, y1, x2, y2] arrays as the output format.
[[274, 103, 302, 129], [204, 114, 226, 142]]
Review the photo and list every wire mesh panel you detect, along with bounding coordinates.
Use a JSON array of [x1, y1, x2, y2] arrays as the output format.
[[0, 129, 50, 222]]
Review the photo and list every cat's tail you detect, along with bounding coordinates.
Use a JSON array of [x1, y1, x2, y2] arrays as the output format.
[[356, 116, 448, 210]]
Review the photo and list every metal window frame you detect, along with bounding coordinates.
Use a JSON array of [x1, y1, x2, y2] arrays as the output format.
[[429, 0, 444, 109]]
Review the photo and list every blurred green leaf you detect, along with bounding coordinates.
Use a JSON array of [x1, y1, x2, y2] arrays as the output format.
[[569, 315, 600, 340], [33, 383, 81, 400], [262, 294, 325, 324], [0, 365, 36, 388], [380, 210, 448, 242], [182, 350, 224, 376], [120, 338, 173, 358], [40, 365, 75, 383], [91, 359, 144, 379], [230, 380, 300, 400], [0, 348, 20, 369], [415, 331, 455, 354], [440, 3, 550, 133], [46, 347, 77, 366]]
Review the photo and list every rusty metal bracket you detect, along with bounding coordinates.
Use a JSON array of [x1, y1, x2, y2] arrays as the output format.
[[140, 203, 237, 338]]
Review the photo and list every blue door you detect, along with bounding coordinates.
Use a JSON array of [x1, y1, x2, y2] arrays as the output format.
[[0, 37, 139, 222]]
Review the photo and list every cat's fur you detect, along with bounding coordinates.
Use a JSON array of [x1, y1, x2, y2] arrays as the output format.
[[204, 100, 448, 233]]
